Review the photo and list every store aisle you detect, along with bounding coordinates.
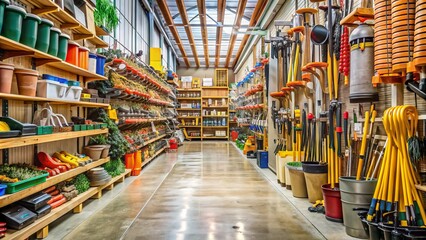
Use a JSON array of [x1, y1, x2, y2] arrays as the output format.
[[50, 142, 326, 240]]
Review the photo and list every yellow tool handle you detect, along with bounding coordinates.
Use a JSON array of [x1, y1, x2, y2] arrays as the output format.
[[344, 76, 348, 86], [327, 54, 333, 100], [333, 56, 339, 99], [293, 45, 300, 82], [356, 111, 370, 180], [370, 110, 377, 124]]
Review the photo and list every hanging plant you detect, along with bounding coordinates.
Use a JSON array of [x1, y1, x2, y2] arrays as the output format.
[[94, 0, 119, 33]]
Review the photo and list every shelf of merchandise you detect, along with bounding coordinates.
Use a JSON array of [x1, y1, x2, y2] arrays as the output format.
[[203, 126, 228, 128], [139, 134, 167, 148], [202, 87, 229, 89], [187, 136, 202, 139], [0, 36, 107, 82], [203, 136, 229, 139], [0, 129, 108, 150], [4, 168, 131, 240], [179, 125, 202, 128], [0, 157, 110, 208], [142, 147, 166, 168], [176, 108, 202, 111], [0, 93, 109, 108], [177, 97, 202, 100], [178, 116, 201, 118], [202, 115, 229, 117], [177, 88, 202, 91], [202, 106, 228, 109]]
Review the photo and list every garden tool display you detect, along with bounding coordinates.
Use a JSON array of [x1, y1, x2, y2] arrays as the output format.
[[295, 8, 318, 66], [366, 106, 425, 230], [355, 109, 376, 180], [348, 24, 378, 103]]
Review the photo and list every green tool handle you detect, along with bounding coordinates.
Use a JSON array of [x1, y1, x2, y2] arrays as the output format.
[[343, 111, 349, 148], [329, 108, 335, 150], [336, 104, 342, 156]]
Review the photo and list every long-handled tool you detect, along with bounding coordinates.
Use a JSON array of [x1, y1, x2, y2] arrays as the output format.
[[356, 111, 370, 180]]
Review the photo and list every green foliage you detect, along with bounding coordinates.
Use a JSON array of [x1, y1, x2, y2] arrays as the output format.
[[103, 159, 125, 177], [89, 134, 108, 145], [99, 110, 130, 160], [0, 164, 47, 180], [94, 0, 119, 32], [73, 174, 90, 194]]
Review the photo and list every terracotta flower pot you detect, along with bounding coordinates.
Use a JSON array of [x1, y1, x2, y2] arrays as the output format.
[[14, 68, 38, 96], [0, 62, 14, 93], [84, 145, 104, 161]]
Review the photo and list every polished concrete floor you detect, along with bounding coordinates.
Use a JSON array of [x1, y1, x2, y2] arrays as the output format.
[[47, 142, 346, 239]]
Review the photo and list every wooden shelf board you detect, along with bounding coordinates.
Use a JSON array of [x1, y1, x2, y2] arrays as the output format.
[[142, 147, 166, 168], [202, 96, 229, 98], [178, 116, 201, 118], [0, 36, 60, 62], [202, 87, 229, 89], [0, 157, 110, 208], [202, 106, 228, 108], [88, 35, 109, 48], [46, 61, 107, 80], [203, 115, 228, 117], [0, 93, 109, 108], [4, 168, 130, 240], [229, 110, 236, 112], [202, 126, 228, 128], [95, 26, 110, 36], [177, 98, 202, 100], [0, 129, 108, 150], [416, 184, 426, 192], [176, 108, 201, 111], [187, 136, 201, 139], [140, 134, 167, 148], [179, 126, 202, 128], [177, 88, 202, 91]]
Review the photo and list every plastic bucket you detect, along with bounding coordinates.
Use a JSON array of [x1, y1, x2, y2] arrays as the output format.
[[322, 183, 343, 222], [286, 162, 308, 198], [311, 25, 329, 45], [47, 27, 61, 56], [340, 177, 377, 239], [1, 5, 26, 41], [0, 62, 14, 93], [57, 33, 70, 60], [35, 18, 53, 52], [124, 153, 135, 170], [88, 53, 97, 73], [0, 0, 10, 33], [302, 162, 328, 203], [132, 150, 142, 176], [277, 151, 293, 187], [20, 13, 41, 48], [78, 46, 89, 69], [14, 68, 39, 97], [96, 54, 106, 75], [66, 41, 80, 66]]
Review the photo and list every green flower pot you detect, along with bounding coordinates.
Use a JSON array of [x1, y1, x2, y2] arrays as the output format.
[[47, 27, 61, 56], [57, 33, 70, 60], [0, 0, 10, 33], [20, 13, 41, 48], [35, 18, 53, 52], [1, 5, 26, 41]]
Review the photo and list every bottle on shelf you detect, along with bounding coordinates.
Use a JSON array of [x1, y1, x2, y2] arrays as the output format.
[[222, 118, 226, 126]]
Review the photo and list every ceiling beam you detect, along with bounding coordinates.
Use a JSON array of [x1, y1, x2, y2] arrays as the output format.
[[156, 0, 190, 67], [215, 0, 226, 67], [225, 7, 251, 21], [197, 0, 209, 68], [224, 0, 248, 67], [176, 0, 200, 68], [232, 0, 268, 68]]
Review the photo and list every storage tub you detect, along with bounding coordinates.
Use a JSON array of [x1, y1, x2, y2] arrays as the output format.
[[96, 54, 106, 75], [20, 13, 41, 48], [0, 0, 10, 33], [1, 5, 26, 41], [35, 18, 53, 52], [88, 53, 96, 73], [66, 81, 82, 101], [37, 79, 68, 99], [0, 184, 6, 196], [57, 33, 70, 60], [47, 27, 61, 56], [78, 46, 89, 69], [65, 41, 80, 66]]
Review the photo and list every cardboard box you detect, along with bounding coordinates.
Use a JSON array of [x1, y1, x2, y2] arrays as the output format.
[[203, 78, 213, 87]]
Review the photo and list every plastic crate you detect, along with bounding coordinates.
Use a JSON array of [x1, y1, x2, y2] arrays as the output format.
[[36, 126, 53, 135], [0, 117, 37, 136], [4, 173, 49, 194], [100, 123, 108, 129], [81, 125, 87, 131], [87, 124, 94, 130], [0, 184, 6, 196], [73, 125, 81, 131], [257, 151, 268, 168]]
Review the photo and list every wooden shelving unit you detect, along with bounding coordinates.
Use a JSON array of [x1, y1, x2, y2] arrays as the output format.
[[0, 157, 110, 208], [0, 129, 108, 150], [142, 147, 166, 168], [0, 93, 109, 108], [4, 169, 132, 240]]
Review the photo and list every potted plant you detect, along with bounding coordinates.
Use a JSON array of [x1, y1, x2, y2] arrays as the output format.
[[94, 0, 119, 33], [88, 134, 111, 159]]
